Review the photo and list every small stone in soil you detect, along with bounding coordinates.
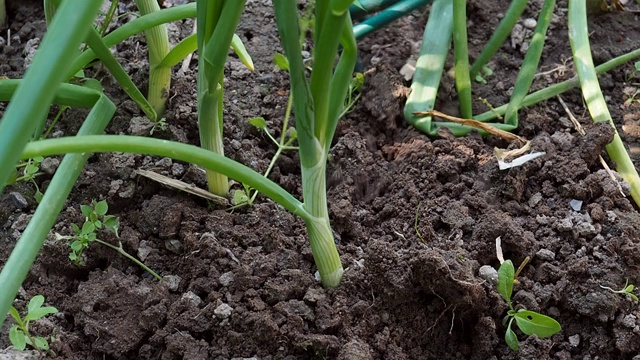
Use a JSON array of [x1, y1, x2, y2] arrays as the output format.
[[569, 334, 580, 347], [556, 218, 573, 232], [10, 192, 28, 209], [40, 157, 60, 175], [478, 265, 499, 285], [163, 275, 182, 292], [219, 271, 234, 287], [536, 248, 556, 261], [164, 239, 184, 254], [137, 240, 153, 261], [523, 18, 537, 29], [569, 199, 583, 211], [154, 157, 173, 170], [181, 291, 202, 308], [171, 163, 185, 177], [129, 116, 155, 136], [214, 303, 233, 319]]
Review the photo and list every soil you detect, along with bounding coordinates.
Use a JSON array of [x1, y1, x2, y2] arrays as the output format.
[[3, 0, 640, 359]]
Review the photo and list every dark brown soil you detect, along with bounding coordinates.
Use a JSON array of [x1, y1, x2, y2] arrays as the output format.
[[3, 0, 640, 359]]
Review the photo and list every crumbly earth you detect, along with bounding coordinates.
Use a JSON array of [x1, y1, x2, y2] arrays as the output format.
[[2, 0, 640, 359]]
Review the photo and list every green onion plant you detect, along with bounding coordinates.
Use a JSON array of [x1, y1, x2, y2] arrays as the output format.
[[273, 0, 357, 287], [568, 0, 640, 204]]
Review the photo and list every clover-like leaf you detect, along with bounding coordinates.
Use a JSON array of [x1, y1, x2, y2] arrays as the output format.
[[81, 221, 96, 235], [248, 117, 267, 130], [8, 306, 22, 324], [94, 200, 108, 216], [103, 215, 120, 237], [513, 310, 562, 338], [497, 260, 515, 305], [27, 295, 45, 313], [32, 336, 50, 351], [274, 53, 289, 71], [9, 326, 26, 351], [24, 306, 58, 322], [70, 240, 84, 252], [231, 189, 249, 206], [80, 204, 93, 218]]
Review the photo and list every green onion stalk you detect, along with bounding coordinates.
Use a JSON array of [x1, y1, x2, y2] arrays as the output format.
[[403, 0, 452, 134], [274, 0, 357, 287], [46, 0, 159, 123], [568, 0, 640, 205], [196, 0, 246, 196], [134, 0, 171, 116], [452, 0, 472, 119], [469, 0, 528, 80], [502, 0, 554, 127]]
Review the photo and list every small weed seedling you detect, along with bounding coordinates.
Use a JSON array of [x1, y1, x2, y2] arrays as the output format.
[[9, 156, 45, 202], [55, 200, 162, 280], [8, 294, 58, 353], [498, 260, 562, 351], [229, 53, 299, 209], [600, 280, 639, 302]]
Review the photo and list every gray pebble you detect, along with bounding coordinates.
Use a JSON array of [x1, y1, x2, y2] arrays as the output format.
[[523, 18, 537, 29], [478, 265, 499, 285], [10, 192, 28, 209], [219, 272, 235, 287], [154, 157, 173, 169], [181, 291, 202, 307], [556, 218, 573, 232], [575, 221, 596, 237], [536, 248, 556, 261], [171, 163, 185, 177], [40, 157, 60, 175], [163, 275, 182, 292], [214, 303, 233, 319], [569, 199, 583, 212], [569, 334, 580, 347], [137, 240, 152, 261], [528, 192, 542, 208], [129, 116, 154, 136]]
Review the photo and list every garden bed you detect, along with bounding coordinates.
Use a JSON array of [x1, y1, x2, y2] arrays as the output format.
[[2, 0, 640, 359]]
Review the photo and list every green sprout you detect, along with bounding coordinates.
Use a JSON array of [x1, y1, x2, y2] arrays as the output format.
[[229, 53, 299, 209], [497, 260, 561, 352], [8, 295, 58, 353], [55, 200, 161, 280], [600, 280, 639, 302], [9, 156, 45, 203]]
